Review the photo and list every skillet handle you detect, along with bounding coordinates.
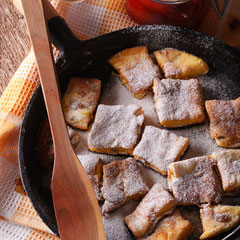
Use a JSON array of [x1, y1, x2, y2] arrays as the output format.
[[48, 16, 80, 58], [13, 0, 80, 58]]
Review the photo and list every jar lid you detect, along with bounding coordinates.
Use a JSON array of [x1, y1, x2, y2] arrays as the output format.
[[154, 0, 229, 19], [153, 0, 191, 4]]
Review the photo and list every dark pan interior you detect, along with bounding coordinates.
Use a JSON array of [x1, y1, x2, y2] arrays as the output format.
[[19, 24, 240, 239]]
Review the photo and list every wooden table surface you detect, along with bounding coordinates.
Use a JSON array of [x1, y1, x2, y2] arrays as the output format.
[[0, 0, 30, 96]]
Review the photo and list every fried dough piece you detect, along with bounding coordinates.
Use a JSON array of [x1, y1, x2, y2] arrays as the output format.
[[78, 155, 103, 201], [205, 98, 240, 148], [212, 150, 240, 192], [125, 183, 175, 239], [168, 156, 222, 205], [200, 204, 240, 239], [108, 46, 161, 99], [153, 79, 205, 128], [88, 104, 144, 155], [67, 125, 81, 148], [133, 126, 189, 175], [154, 48, 209, 79], [63, 77, 101, 130], [102, 158, 149, 215], [144, 209, 193, 240]]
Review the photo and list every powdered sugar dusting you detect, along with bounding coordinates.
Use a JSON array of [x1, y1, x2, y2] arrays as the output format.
[[78, 154, 101, 176], [143, 208, 193, 240], [78, 154, 103, 201], [153, 78, 205, 125], [205, 98, 240, 147], [88, 104, 144, 151], [213, 150, 240, 192], [125, 183, 175, 238], [163, 62, 181, 77], [102, 158, 149, 215], [168, 156, 222, 205], [108, 46, 161, 97], [103, 202, 138, 240], [122, 58, 160, 94], [200, 204, 240, 239], [133, 126, 189, 175], [154, 48, 209, 79]]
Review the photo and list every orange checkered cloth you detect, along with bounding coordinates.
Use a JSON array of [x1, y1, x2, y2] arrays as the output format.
[[0, 0, 237, 238]]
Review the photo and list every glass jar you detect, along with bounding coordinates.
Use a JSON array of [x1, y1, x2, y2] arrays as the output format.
[[125, 0, 211, 28]]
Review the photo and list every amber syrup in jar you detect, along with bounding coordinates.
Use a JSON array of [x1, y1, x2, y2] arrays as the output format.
[[125, 0, 210, 28]]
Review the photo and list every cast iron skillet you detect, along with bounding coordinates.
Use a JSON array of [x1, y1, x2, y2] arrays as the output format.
[[19, 16, 240, 239]]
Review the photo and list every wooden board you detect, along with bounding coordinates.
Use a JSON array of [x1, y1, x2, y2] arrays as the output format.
[[0, 0, 30, 96]]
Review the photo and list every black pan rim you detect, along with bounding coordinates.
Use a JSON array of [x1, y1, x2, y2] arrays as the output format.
[[82, 23, 240, 59], [19, 24, 240, 239]]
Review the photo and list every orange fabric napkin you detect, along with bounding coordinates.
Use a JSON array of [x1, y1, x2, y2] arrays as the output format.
[[0, 0, 238, 238]]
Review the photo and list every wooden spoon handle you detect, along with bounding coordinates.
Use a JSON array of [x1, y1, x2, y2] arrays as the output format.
[[21, 0, 65, 142]]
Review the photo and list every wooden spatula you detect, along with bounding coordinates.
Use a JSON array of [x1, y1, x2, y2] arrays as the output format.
[[20, 0, 106, 239]]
